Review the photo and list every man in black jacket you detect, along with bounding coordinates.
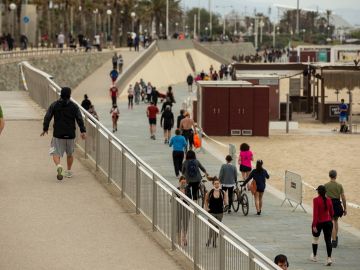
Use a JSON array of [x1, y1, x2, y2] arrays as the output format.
[[41, 87, 86, 180]]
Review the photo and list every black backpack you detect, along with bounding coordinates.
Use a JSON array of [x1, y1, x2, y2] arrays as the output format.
[[187, 160, 197, 178]]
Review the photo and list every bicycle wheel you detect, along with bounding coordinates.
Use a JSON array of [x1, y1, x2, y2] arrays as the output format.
[[231, 190, 240, 212], [241, 193, 249, 216]]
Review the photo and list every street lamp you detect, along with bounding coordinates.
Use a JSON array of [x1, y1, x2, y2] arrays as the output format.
[[106, 9, 112, 43], [9, 3, 17, 37], [175, 22, 179, 33], [302, 28, 306, 41], [131, 12, 136, 33], [93, 9, 98, 35], [259, 19, 265, 44], [205, 26, 209, 37]]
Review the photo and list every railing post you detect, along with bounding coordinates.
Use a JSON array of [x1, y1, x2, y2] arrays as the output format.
[[95, 123, 100, 171], [108, 136, 112, 184], [193, 209, 200, 270], [84, 115, 88, 159], [135, 160, 141, 214], [219, 229, 225, 270], [152, 174, 157, 231], [121, 150, 126, 198], [249, 250, 255, 270], [171, 191, 177, 251]]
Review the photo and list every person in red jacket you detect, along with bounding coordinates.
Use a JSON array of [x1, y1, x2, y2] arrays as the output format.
[[311, 185, 334, 266]]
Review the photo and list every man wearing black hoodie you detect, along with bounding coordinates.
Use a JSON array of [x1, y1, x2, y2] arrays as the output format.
[[41, 87, 86, 180]]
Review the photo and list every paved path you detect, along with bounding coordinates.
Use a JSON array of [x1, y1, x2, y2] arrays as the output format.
[[79, 67, 360, 269], [0, 75, 184, 269]]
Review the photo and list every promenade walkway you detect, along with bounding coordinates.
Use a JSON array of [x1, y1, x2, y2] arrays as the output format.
[[0, 56, 185, 269], [76, 58, 360, 269]]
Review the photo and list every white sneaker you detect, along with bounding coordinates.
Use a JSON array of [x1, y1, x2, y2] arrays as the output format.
[[325, 257, 332, 266], [64, 170, 73, 178], [310, 254, 317, 262]]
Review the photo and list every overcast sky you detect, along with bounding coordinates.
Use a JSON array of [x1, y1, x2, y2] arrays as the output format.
[[186, 0, 360, 26]]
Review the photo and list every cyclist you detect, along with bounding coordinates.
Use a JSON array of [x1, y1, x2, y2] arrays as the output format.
[[219, 155, 237, 213]]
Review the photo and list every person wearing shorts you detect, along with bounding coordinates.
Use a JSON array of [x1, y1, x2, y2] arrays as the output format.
[[146, 101, 159, 140], [181, 150, 207, 201], [179, 112, 195, 151], [41, 87, 86, 180], [238, 143, 253, 180], [324, 170, 347, 248], [110, 104, 119, 132], [160, 105, 174, 144]]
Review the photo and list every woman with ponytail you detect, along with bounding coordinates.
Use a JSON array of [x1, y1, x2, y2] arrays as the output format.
[[311, 185, 334, 266]]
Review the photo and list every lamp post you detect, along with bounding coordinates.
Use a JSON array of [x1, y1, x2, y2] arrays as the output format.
[[302, 28, 306, 42], [93, 8, 98, 35], [131, 12, 136, 33], [259, 19, 264, 44], [296, 0, 300, 35], [175, 22, 179, 33], [9, 3, 17, 37], [106, 9, 112, 42], [205, 26, 208, 37], [166, 0, 169, 38]]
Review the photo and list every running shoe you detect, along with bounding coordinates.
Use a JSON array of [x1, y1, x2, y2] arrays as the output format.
[[57, 165, 63, 180], [64, 170, 73, 178], [325, 257, 332, 266], [310, 254, 317, 262], [332, 240, 337, 248]]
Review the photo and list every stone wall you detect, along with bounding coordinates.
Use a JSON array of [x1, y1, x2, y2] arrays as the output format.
[[0, 52, 114, 92]]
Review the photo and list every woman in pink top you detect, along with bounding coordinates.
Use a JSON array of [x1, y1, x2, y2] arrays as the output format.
[[238, 143, 253, 180]]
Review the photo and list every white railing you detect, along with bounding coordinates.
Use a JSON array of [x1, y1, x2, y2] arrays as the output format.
[[20, 61, 281, 270]]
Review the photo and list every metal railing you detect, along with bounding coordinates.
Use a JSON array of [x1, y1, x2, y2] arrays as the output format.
[[20, 61, 281, 270], [0, 47, 83, 60]]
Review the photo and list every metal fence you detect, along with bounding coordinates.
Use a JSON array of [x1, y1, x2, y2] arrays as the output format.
[[20, 61, 281, 270]]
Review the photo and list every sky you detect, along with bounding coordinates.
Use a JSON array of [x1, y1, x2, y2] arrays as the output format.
[[186, 0, 360, 26]]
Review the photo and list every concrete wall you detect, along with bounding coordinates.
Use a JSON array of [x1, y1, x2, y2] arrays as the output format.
[[0, 52, 115, 92]]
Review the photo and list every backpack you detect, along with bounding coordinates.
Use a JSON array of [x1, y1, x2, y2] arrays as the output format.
[[187, 160, 198, 178]]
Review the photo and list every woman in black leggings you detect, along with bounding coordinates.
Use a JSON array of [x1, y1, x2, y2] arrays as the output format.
[[311, 185, 334, 266]]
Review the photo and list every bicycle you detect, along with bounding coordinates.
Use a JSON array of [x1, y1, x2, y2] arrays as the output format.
[[231, 180, 249, 216], [196, 174, 217, 208]]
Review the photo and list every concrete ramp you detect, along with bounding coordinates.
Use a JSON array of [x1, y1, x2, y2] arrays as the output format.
[[127, 49, 221, 90]]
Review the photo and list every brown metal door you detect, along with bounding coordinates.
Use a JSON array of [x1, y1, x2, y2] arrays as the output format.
[[202, 87, 229, 136], [253, 87, 269, 136], [269, 85, 280, 120], [229, 87, 253, 132]]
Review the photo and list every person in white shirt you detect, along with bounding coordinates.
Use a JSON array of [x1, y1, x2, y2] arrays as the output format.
[[57, 32, 65, 52]]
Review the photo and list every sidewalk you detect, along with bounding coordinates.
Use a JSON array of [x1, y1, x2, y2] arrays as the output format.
[[0, 93, 184, 269], [82, 77, 360, 270]]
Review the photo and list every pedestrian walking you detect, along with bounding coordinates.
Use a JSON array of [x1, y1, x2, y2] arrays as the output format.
[[151, 87, 159, 106], [110, 104, 119, 132], [274, 254, 289, 270], [81, 94, 92, 111], [134, 35, 140, 51], [241, 160, 269, 215], [41, 87, 86, 180], [0, 104, 5, 135], [177, 109, 185, 129], [324, 170, 347, 248], [219, 155, 237, 213], [179, 112, 195, 151], [181, 150, 207, 201], [146, 82, 153, 103], [161, 97, 173, 113], [176, 176, 191, 246], [186, 74, 194, 92], [94, 33, 101, 51], [128, 84, 134, 109], [310, 185, 334, 266], [160, 105, 174, 144], [109, 86, 119, 106], [205, 178, 228, 247], [112, 53, 118, 70], [109, 69, 119, 85], [169, 129, 187, 177], [88, 105, 99, 120], [166, 86, 176, 104], [57, 32, 65, 52], [20, 34, 28, 50], [146, 101, 159, 140], [134, 82, 141, 105], [238, 143, 253, 180], [209, 64, 214, 75], [118, 54, 124, 73]]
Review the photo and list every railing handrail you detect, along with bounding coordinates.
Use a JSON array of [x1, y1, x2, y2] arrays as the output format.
[[20, 60, 280, 270]]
